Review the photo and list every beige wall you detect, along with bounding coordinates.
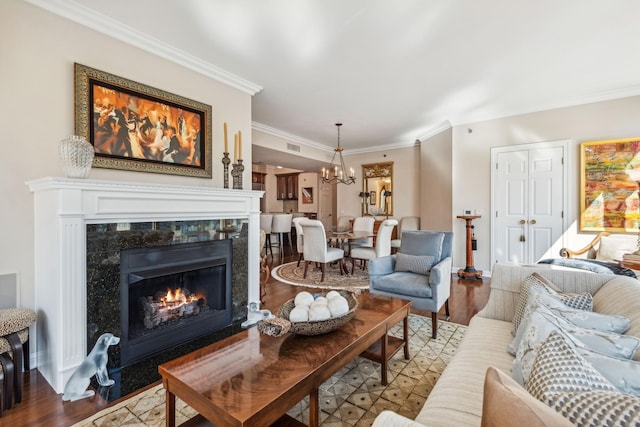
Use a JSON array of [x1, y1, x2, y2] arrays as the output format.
[[340, 145, 421, 220], [1, 1, 252, 309], [420, 128, 453, 232], [452, 95, 640, 274]]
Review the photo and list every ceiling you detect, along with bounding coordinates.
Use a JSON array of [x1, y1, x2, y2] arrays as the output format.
[[32, 0, 640, 170]]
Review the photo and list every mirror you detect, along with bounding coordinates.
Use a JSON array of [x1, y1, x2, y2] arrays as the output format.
[[361, 162, 393, 216]]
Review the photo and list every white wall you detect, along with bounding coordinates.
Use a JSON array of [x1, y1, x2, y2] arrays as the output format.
[[1, 1, 252, 313], [452, 95, 640, 274]]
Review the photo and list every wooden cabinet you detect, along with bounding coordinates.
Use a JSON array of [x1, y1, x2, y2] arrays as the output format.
[[276, 173, 299, 200], [252, 172, 265, 185]]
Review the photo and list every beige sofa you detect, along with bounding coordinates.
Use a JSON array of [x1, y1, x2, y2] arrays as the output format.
[[373, 263, 640, 426]]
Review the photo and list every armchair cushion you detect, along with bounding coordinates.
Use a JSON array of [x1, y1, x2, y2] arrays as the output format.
[[394, 253, 435, 275], [371, 272, 432, 298], [400, 230, 445, 258]]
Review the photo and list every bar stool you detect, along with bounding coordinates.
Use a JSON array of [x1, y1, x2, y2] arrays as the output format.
[[272, 214, 293, 258], [0, 307, 36, 413], [260, 214, 274, 257]]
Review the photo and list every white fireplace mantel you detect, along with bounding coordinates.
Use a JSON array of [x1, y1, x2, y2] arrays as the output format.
[[27, 177, 263, 393]]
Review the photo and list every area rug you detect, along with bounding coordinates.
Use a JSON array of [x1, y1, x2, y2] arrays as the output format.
[[72, 316, 466, 427], [272, 261, 370, 290]]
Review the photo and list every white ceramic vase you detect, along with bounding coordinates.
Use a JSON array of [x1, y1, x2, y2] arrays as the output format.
[[59, 135, 94, 178]]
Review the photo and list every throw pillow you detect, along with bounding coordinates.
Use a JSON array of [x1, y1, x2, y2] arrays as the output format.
[[394, 253, 435, 275], [526, 331, 617, 401], [595, 235, 636, 262], [512, 273, 593, 335], [481, 367, 573, 427], [545, 390, 640, 427], [510, 302, 640, 385], [578, 347, 640, 397], [526, 287, 630, 333]]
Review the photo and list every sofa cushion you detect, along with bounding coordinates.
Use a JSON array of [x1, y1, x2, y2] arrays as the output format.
[[595, 235, 636, 262], [371, 272, 432, 298], [512, 273, 593, 334], [526, 332, 616, 400], [394, 253, 435, 275], [510, 302, 640, 385], [578, 347, 640, 397], [525, 287, 630, 333], [546, 390, 640, 427], [481, 367, 573, 427], [593, 276, 640, 361]]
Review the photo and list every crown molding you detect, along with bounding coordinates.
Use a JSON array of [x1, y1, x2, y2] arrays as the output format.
[[24, 0, 262, 95], [251, 122, 334, 153], [417, 121, 452, 142]]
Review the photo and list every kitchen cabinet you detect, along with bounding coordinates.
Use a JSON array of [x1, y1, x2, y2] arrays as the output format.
[[276, 173, 299, 200]]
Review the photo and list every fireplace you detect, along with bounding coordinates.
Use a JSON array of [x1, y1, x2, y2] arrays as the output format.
[[120, 240, 232, 366]]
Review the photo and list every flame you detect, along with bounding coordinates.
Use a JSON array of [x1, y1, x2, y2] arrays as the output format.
[[161, 288, 199, 306]]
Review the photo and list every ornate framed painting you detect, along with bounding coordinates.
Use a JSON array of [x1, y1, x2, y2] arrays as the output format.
[[74, 63, 212, 178], [581, 137, 640, 232]]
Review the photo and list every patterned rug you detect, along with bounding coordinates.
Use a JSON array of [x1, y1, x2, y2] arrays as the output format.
[[73, 316, 466, 427], [272, 261, 370, 290]]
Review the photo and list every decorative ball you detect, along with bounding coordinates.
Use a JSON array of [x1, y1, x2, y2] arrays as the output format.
[[312, 296, 328, 305], [289, 306, 309, 322], [308, 304, 331, 321], [294, 291, 314, 308], [326, 290, 341, 300], [328, 296, 349, 318]]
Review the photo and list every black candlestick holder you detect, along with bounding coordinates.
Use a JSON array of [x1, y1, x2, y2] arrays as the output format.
[[232, 159, 244, 189], [222, 152, 231, 189]]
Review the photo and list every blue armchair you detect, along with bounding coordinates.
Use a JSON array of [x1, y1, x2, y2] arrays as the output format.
[[368, 230, 453, 338]]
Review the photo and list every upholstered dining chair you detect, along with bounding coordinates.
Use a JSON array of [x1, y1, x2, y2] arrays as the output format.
[[350, 219, 398, 274], [271, 214, 293, 258], [299, 219, 346, 282], [391, 216, 421, 251], [368, 230, 453, 339], [350, 216, 375, 252], [259, 214, 274, 257], [292, 217, 305, 267]]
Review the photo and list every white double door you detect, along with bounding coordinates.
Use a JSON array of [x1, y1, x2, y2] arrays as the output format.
[[491, 141, 568, 265]]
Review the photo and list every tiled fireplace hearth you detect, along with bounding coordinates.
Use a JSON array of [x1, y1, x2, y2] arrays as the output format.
[[28, 177, 263, 393]]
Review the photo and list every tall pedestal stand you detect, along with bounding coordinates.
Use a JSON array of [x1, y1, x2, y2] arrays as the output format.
[[457, 215, 482, 279]]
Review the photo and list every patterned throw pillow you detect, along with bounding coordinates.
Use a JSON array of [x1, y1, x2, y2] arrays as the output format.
[[578, 347, 640, 397], [546, 390, 640, 427], [512, 273, 593, 335], [526, 331, 617, 400], [526, 287, 630, 333], [510, 303, 640, 385], [394, 253, 435, 275]]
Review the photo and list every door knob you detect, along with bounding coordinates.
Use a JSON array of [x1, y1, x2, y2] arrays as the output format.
[[530, 219, 537, 225], [519, 219, 526, 225]]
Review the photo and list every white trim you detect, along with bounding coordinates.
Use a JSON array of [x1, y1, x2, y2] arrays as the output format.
[[252, 122, 334, 153], [24, 0, 262, 95], [417, 121, 452, 142]]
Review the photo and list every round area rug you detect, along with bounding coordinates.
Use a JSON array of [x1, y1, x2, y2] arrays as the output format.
[[272, 261, 370, 290]]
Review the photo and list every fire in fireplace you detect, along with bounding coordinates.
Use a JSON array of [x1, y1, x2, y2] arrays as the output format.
[[120, 240, 232, 366]]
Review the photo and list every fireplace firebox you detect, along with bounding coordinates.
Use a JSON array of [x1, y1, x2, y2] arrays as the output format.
[[120, 240, 232, 366]]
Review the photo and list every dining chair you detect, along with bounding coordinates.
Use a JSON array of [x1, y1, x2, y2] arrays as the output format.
[[259, 214, 274, 256], [350, 219, 397, 274], [337, 215, 355, 232], [292, 217, 305, 267], [391, 216, 420, 251], [299, 219, 346, 282], [349, 216, 375, 254], [271, 214, 293, 258]]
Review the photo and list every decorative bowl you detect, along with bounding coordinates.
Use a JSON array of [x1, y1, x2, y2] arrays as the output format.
[[277, 291, 359, 336]]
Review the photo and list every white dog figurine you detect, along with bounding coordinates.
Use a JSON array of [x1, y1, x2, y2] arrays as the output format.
[[62, 333, 120, 401]]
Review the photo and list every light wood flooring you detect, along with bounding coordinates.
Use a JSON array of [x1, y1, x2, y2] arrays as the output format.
[[1, 253, 490, 426]]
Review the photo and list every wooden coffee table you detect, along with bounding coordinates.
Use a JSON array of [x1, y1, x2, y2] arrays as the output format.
[[159, 293, 411, 427]]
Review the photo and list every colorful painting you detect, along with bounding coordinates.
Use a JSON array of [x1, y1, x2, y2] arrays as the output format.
[[74, 63, 212, 178], [581, 138, 640, 232]]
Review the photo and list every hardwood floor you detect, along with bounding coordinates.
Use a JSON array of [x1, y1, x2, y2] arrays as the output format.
[[0, 253, 490, 426]]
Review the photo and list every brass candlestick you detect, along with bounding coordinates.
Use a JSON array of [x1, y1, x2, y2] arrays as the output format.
[[232, 159, 244, 189], [222, 152, 231, 189]]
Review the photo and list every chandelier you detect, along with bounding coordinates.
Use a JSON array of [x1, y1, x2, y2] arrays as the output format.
[[321, 123, 356, 185]]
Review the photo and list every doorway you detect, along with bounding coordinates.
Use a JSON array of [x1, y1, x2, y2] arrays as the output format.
[[491, 140, 568, 266]]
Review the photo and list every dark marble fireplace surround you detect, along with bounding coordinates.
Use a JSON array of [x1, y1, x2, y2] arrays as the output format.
[[86, 219, 248, 400]]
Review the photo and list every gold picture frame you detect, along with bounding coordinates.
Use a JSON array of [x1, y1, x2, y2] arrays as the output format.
[[74, 63, 212, 178], [580, 137, 640, 232]]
